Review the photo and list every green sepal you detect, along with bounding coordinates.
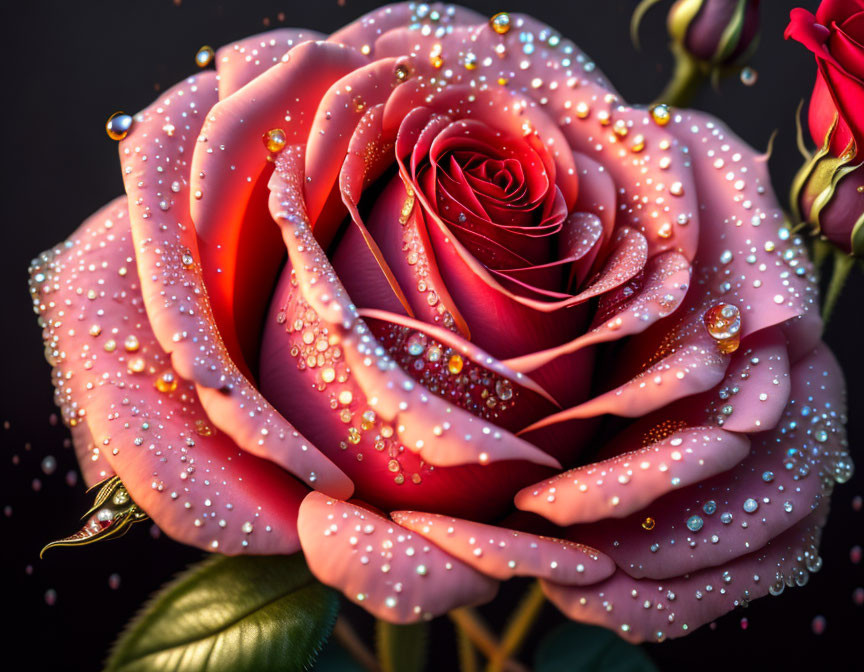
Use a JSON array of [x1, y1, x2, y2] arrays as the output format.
[[534, 623, 658, 672], [105, 553, 339, 672]]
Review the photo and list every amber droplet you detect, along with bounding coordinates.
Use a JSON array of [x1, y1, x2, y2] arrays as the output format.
[[650, 104, 671, 127], [490, 12, 511, 35], [106, 112, 133, 141], [703, 302, 741, 354], [195, 418, 214, 437], [127, 357, 146, 374], [642, 517, 656, 531], [394, 63, 411, 82], [262, 128, 287, 153], [447, 354, 464, 375], [195, 45, 215, 68], [155, 370, 178, 394]]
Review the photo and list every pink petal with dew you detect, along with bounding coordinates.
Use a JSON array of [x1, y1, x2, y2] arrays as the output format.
[[542, 506, 829, 643], [268, 146, 560, 470], [216, 28, 326, 98], [29, 199, 307, 554], [119, 71, 352, 498], [516, 427, 750, 526], [571, 345, 849, 580], [298, 492, 498, 623], [392, 510, 615, 584]]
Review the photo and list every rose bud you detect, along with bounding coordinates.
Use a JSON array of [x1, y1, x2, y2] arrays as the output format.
[[668, 0, 761, 66], [787, 0, 864, 254], [29, 2, 851, 643], [633, 0, 761, 105]]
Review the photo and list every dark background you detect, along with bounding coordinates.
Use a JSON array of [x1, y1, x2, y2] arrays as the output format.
[[1, 1, 862, 670]]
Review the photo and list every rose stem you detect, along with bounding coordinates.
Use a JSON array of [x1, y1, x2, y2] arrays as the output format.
[[654, 43, 707, 108], [333, 616, 381, 672], [486, 581, 546, 672], [449, 608, 529, 672], [455, 623, 479, 672]]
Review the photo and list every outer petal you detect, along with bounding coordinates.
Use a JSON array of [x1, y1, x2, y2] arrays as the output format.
[[515, 428, 750, 526], [392, 511, 615, 584], [542, 506, 829, 643], [119, 71, 353, 498], [298, 493, 498, 622], [29, 198, 306, 554], [571, 345, 850, 581], [216, 28, 326, 98]]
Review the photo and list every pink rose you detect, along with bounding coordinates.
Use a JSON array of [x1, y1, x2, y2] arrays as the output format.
[[29, 3, 851, 642]]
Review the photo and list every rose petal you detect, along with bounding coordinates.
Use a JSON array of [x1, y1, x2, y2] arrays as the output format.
[[268, 146, 560, 470], [190, 41, 368, 364], [29, 198, 307, 554], [216, 28, 326, 98], [571, 345, 849, 580], [120, 71, 353, 498], [515, 428, 750, 526], [392, 510, 615, 584], [298, 492, 498, 622], [542, 506, 829, 643], [504, 252, 691, 373]]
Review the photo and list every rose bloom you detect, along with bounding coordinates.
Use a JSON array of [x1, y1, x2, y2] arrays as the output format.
[[786, 0, 864, 254], [786, 0, 864, 158], [29, 3, 852, 642]]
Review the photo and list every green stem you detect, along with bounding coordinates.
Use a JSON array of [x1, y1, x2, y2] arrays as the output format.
[[822, 250, 855, 325], [456, 623, 479, 672], [376, 620, 428, 672], [448, 609, 529, 672], [654, 45, 708, 108], [486, 582, 546, 672], [333, 617, 380, 672]]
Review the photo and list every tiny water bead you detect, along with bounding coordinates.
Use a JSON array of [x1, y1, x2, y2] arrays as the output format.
[[105, 112, 133, 141], [194, 45, 215, 68], [262, 128, 287, 153], [740, 66, 758, 86], [686, 515, 704, 532], [650, 104, 671, 126], [703, 302, 741, 354], [490, 12, 511, 35]]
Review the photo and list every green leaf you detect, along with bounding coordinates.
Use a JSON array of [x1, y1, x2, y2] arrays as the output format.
[[534, 623, 658, 672], [376, 620, 428, 672], [105, 553, 339, 672]]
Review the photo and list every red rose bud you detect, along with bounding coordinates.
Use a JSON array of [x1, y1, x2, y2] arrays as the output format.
[[786, 0, 864, 160], [793, 150, 864, 255], [668, 0, 761, 66]]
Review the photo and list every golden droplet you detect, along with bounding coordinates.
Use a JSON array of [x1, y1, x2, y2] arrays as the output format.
[[575, 101, 590, 119], [388, 459, 401, 473], [262, 128, 287, 153], [195, 45, 215, 68], [347, 427, 361, 444], [630, 134, 645, 152], [106, 112, 133, 141], [613, 119, 629, 138], [703, 302, 741, 354], [394, 63, 411, 82], [352, 95, 367, 113], [127, 357, 146, 374], [155, 370, 178, 394], [195, 418, 215, 437], [642, 517, 656, 531], [464, 53, 478, 70], [124, 335, 140, 352], [497, 76, 509, 86], [338, 390, 353, 405], [650, 104, 671, 126], [490, 12, 511, 34], [447, 354, 464, 375], [89, 325, 102, 337]]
